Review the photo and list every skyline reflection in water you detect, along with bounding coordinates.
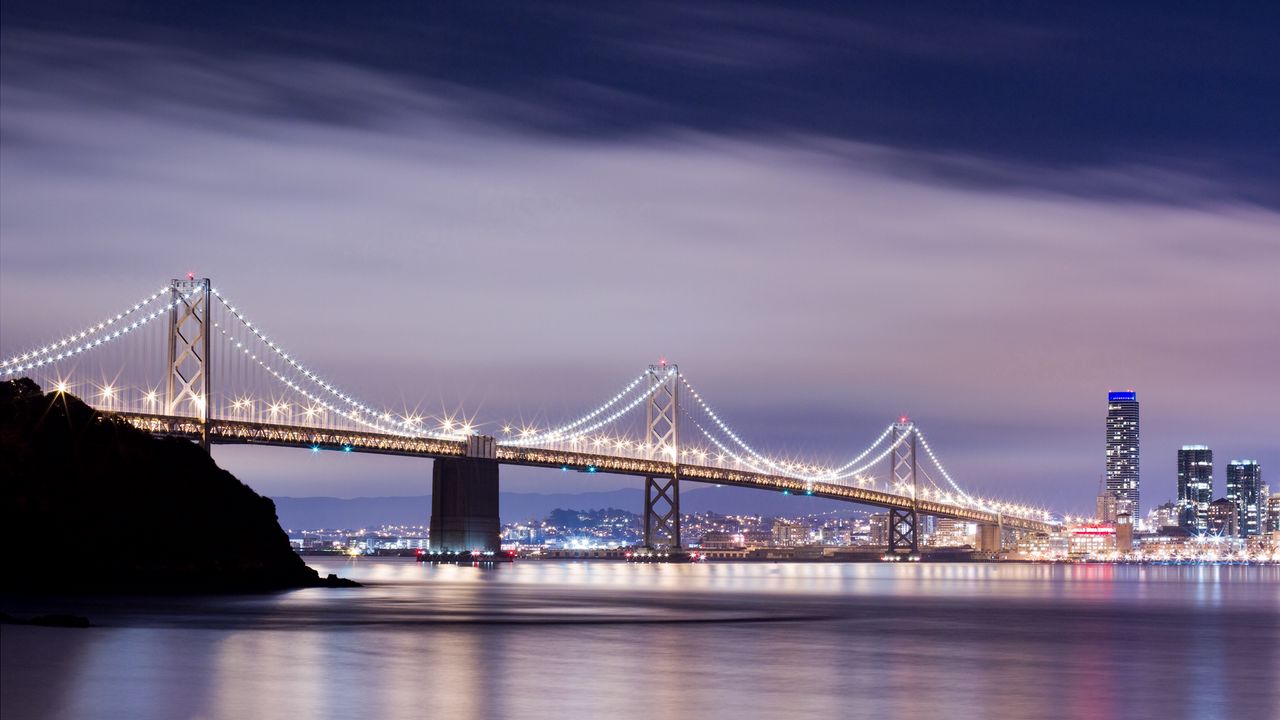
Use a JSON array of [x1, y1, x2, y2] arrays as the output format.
[[2, 561, 1277, 720]]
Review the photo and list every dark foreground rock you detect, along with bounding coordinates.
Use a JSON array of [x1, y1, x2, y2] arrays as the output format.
[[0, 378, 358, 592], [0, 612, 93, 628]]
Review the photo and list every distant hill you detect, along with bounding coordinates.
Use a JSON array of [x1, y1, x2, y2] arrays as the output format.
[[0, 378, 354, 592], [273, 484, 863, 530]]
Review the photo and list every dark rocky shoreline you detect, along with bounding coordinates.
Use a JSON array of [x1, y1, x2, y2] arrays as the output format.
[[1, 378, 358, 594]]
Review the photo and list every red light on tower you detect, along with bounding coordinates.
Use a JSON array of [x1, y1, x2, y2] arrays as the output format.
[[658, 357, 668, 367], [186, 272, 195, 281], [899, 415, 910, 424]]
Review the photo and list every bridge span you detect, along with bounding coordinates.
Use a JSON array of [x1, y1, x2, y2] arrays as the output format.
[[6, 277, 1059, 558], [116, 411, 1054, 541]]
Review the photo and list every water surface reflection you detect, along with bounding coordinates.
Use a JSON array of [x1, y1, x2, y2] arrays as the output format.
[[2, 561, 1276, 720]]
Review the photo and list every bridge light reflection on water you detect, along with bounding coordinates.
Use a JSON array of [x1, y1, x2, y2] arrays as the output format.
[[3, 561, 1276, 719]]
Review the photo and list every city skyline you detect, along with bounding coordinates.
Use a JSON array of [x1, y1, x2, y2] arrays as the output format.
[[2, 2, 1278, 516]]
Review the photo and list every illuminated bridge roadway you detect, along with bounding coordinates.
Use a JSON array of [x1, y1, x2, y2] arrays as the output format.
[[3, 277, 1057, 557]]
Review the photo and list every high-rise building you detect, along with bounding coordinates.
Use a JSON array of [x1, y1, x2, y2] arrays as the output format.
[[1226, 460, 1263, 537], [1104, 391, 1140, 522], [1177, 445, 1214, 533], [1207, 498, 1237, 537]]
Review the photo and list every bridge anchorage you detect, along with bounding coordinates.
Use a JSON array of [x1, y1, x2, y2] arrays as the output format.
[[1, 277, 1057, 559]]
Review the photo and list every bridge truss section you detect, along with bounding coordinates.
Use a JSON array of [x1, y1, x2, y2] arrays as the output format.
[[167, 277, 211, 448], [644, 362, 681, 548]]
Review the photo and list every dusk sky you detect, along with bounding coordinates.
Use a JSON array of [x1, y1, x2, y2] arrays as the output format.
[[2, 2, 1277, 515]]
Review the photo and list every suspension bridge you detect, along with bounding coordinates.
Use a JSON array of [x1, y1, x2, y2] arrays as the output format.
[[2, 277, 1056, 558]]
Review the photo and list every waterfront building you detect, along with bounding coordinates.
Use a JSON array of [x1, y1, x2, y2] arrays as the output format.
[[1013, 531, 1066, 560], [1116, 513, 1134, 552], [1267, 495, 1280, 536], [1207, 498, 1237, 537], [1096, 486, 1118, 524], [1068, 524, 1117, 558], [1226, 460, 1263, 537], [1104, 391, 1140, 521], [928, 517, 975, 547], [1146, 501, 1179, 530], [698, 530, 744, 549], [1177, 445, 1214, 533]]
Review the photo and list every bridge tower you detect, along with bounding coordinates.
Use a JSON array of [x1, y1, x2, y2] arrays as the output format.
[[643, 361, 680, 549], [166, 277, 212, 450], [885, 418, 919, 559]]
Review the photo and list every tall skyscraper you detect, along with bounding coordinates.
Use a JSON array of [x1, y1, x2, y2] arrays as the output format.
[[1104, 391, 1140, 522], [1226, 460, 1262, 537], [1177, 445, 1213, 533]]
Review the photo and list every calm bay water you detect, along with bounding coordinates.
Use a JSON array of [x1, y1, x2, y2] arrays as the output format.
[[3, 560, 1278, 720]]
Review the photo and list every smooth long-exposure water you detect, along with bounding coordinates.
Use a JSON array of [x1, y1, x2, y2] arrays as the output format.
[[3, 560, 1278, 720]]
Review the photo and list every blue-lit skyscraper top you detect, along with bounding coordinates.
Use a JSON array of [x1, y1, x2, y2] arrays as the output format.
[[1108, 391, 1137, 402]]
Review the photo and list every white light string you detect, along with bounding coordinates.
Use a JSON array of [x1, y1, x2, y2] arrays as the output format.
[[504, 372, 650, 445], [681, 373, 899, 482], [914, 428, 977, 505], [1, 286, 171, 371], [502, 369, 675, 447], [211, 289, 422, 431], [1, 290, 195, 379], [822, 424, 897, 476], [685, 407, 914, 486], [208, 321, 442, 438], [678, 374, 791, 471]]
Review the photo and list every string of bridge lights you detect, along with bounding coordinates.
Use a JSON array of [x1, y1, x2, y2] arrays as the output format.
[[502, 371, 651, 445], [502, 368, 676, 447], [913, 428, 976, 505], [208, 319, 447, 439], [0, 290, 198, 379], [823, 424, 897, 476], [211, 289, 424, 432], [1, 286, 171, 371], [677, 375, 796, 471], [2, 282, 1050, 522], [680, 374, 911, 483], [684, 415, 786, 477], [817, 424, 920, 483], [683, 407, 906, 485]]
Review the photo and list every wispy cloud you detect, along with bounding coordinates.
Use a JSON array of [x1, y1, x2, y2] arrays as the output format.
[[2, 32, 1276, 508]]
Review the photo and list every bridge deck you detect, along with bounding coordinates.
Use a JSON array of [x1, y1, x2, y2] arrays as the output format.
[[113, 412, 1052, 533]]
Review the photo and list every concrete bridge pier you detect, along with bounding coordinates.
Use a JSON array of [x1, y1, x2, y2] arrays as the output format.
[[428, 436, 501, 552], [976, 523, 1002, 553]]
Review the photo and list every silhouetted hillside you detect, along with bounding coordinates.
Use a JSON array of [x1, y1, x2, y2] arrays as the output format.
[[0, 378, 355, 592]]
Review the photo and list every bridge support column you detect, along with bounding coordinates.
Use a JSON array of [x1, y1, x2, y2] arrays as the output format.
[[976, 523, 1001, 553], [643, 361, 681, 550], [885, 507, 918, 559], [644, 475, 681, 549], [166, 277, 212, 451], [429, 436, 500, 553]]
